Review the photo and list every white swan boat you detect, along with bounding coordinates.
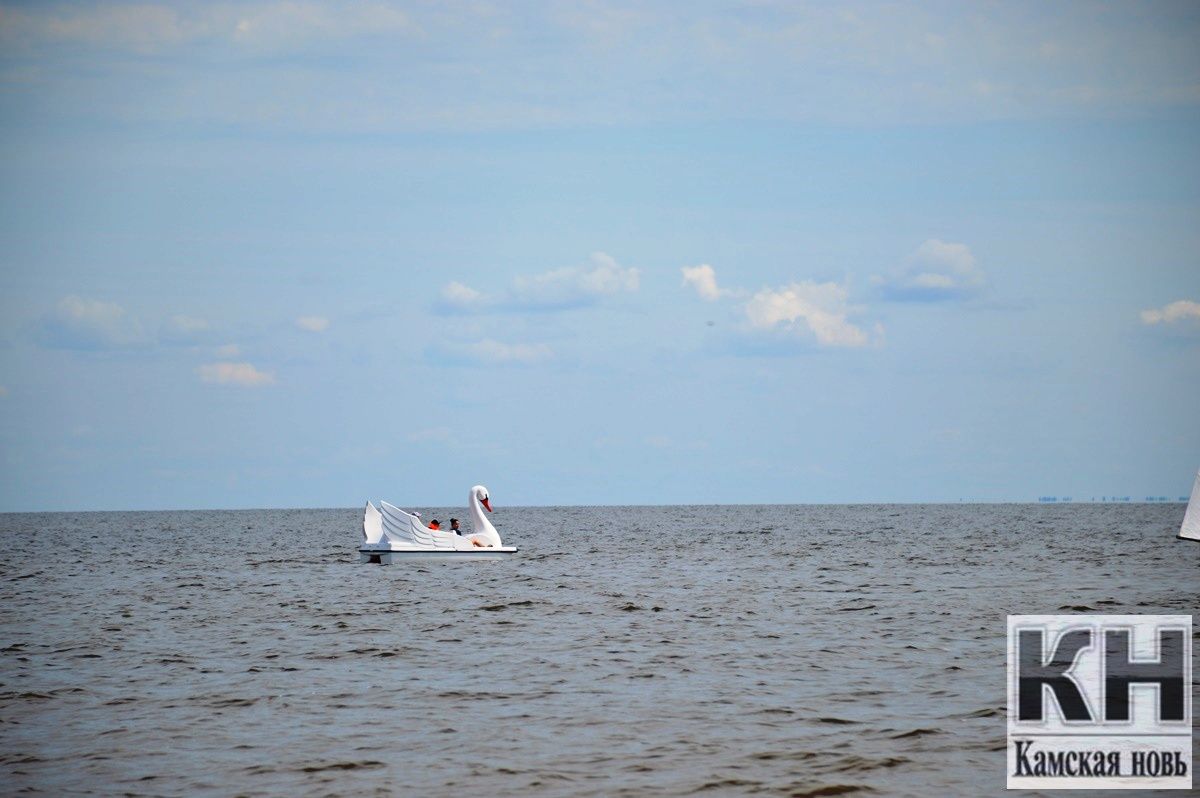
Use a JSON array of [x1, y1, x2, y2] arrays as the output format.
[[359, 485, 518, 563], [1180, 469, 1199, 542]]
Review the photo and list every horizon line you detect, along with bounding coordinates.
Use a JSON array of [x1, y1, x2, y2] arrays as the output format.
[[0, 498, 1188, 515]]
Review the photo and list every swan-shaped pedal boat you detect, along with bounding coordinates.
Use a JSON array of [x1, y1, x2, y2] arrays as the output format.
[[359, 485, 517, 563]]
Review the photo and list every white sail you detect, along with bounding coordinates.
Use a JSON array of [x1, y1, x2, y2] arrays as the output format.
[[1181, 470, 1200, 542]]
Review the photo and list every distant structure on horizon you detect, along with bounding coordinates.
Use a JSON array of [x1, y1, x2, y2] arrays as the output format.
[[1037, 495, 1183, 503]]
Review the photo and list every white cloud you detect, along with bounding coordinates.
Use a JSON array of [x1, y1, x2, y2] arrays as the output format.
[[442, 252, 639, 313], [35, 295, 146, 350], [1140, 299, 1200, 326], [681, 264, 724, 301], [744, 281, 875, 348], [295, 315, 330, 332], [159, 314, 214, 345], [510, 252, 639, 308], [440, 281, 487, 311], [0, 2, 415, 53], [214, 343, 242, 357], [230, 2, 415, 49], [678, 264, 880, 350], [196, 361, 276, 387], [2, 4, 1197, 134], [10, 4, 197, 52], [878, 239, 986, 301]]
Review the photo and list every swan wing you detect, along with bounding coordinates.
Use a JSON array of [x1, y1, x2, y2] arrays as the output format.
[[429, 528, 464, 548], [379, 501, 431, 547], [378, 501, 481, 549], [363, 501, 384, 544], [409, 516, 438, 546]]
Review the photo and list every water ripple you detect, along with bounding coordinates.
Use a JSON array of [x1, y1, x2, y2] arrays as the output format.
[[1, 503, 1195, 796]]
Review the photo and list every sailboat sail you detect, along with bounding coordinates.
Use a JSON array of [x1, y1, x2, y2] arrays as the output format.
[[1181, 470, 1200, 542]]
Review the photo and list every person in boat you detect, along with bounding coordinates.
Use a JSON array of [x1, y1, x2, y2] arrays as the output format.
[[423, 515, 488, 545]]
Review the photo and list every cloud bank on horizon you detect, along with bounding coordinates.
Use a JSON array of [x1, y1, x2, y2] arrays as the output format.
[[440, 253, 640, 313], [0, 1, 1197, 510], [1, 1, 1197, 132]]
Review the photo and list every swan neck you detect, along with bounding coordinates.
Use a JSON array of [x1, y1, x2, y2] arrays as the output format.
[[469, 493, 499, 542]]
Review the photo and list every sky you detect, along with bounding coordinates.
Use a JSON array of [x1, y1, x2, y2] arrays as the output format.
[[1, 1, 1198, 511]]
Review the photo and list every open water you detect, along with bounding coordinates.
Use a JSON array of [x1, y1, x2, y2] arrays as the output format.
[[0, 503, 1196, 796]]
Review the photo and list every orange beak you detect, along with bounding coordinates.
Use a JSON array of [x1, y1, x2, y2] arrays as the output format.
[[481, 497, 492, 512]]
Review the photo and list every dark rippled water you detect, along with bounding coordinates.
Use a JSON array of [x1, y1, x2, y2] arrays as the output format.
[[1, 504, 1196, 796]]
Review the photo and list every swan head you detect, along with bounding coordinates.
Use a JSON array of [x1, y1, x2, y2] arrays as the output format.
[[472, 484, 492, 512]]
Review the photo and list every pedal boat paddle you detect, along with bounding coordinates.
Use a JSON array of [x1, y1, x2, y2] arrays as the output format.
[[359, 485, 517, 563]]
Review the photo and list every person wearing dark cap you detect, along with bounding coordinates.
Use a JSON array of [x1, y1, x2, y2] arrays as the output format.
[[429, 519, 441, 530]]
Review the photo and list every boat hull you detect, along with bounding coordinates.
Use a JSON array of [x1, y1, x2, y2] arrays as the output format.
[[359, 547, 517, 564]]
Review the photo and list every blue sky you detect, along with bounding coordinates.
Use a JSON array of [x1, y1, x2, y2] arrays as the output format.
[[1, 1, 1198, 510]]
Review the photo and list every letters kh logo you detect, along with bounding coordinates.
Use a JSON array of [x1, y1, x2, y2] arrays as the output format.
[[1017, 626, 1186, 723]]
